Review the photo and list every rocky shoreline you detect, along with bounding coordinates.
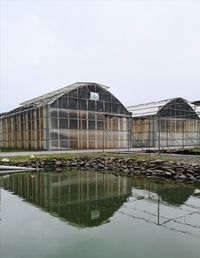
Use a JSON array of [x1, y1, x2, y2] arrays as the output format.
[[1, 157, 200, 183]]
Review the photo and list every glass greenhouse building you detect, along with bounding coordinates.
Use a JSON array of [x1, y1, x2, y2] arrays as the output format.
[[0, 82, 130, 150], [127, 97, 200, 149]]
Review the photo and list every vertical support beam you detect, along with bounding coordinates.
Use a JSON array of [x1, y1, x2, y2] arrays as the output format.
[[157, 109, 161, 153], [166, 118, 169, 150], [0, 177, 1, 221], [103, 115, 105, 152], [182, 120, 185, 149], [57, 106, 60, 149], [45, 105, 50, 151], [128, 114, 132, 152], [198, 119, 200, 148], [153, 117, 155, 148], [148, 118, 150, 150]]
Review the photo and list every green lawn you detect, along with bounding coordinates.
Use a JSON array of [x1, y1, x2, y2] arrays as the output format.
[[0, 151, 198, 164]]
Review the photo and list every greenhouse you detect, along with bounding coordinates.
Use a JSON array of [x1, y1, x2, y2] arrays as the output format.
[[127, 97, 200, 150], [0, 82, 130, 150]]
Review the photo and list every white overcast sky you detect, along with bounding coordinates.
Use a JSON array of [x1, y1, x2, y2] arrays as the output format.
[[0, 0, 200, 112]]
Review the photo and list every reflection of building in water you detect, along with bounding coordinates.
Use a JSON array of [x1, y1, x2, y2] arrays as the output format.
[[0, 171, 132, 227], [131, 178, 194, 206], [1, 172, 200, 236], [119, 178, 200, 238]]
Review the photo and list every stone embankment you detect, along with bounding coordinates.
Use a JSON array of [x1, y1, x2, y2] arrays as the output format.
[[1, 157, 200, 182]]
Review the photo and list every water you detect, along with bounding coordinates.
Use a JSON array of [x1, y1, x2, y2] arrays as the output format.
[[0, 170, 200, 258]]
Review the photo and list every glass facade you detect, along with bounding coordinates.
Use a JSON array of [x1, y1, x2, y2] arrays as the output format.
[[0, 107, 46, 149], [49, 84, 130, 149], [131, 98, 200, 149], [0, 83, 130, 150]]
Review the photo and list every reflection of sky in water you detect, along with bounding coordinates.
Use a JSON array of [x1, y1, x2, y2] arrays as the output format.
[[0, 171, 200, 258]]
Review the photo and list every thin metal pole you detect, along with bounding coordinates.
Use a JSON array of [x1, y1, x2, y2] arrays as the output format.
[[45, 105, 50, 151], [103, 116, 105, 152], [157, 109, 161, 154], [128, 117, 131, 152], [157, 195, 160, 225], [157, 182, 160, 225], [198, 119, 200, 149], [182, 120, 185, 149], [0, 177, 2, 221]]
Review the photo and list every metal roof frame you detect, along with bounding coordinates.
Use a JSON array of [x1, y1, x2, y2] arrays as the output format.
[[0, 82, 111, 118], [127, 97, 196, 118], [20, 82, 109, 107]]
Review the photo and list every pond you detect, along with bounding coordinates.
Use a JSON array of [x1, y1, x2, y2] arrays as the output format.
[[0, 170, 200, 258]]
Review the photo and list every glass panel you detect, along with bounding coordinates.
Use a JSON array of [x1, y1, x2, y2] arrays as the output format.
[[50, 118, 58, 129], [112, 103, 119, 113], [59, 119, 68, 129], [88, 140, 96, 148], [88, 120, 95, 130], [80, 120, 87, 130], [69, 111, 78, 119], [88, 113, 95, 120], [60, 140, 69, 148], [69, 98, 78, 109], [97, 114, 104, 121], [59, 109, 68, 118], [78, 87, 87, 99], [80, 140, 87, 149], [97, 121, 104, 130], [88, 130, 96, 140], [70, 140, 78, 148], [59, 131, 69, 140], [69, 119, 78, 129], [68, 130, 79, 140], [96, 101, 104, 112], [113, 117, 118, 131], [58, 97, 68, 108], [79, 112, 87, 120], [105, 103, 111, 113], [79, 130, 87, 141], [50, 140, 59, 147], [78, 99, 87, 110], [69, 89, 78, 97], [88, 100, 95, 111]]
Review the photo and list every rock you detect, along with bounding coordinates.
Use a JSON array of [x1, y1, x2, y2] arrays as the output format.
[[55, 161, 62, 166], [2, 158, 10, 162], [6, 156, 200, 183], [186, 169, 195, 174], [166, 169, 176, 174], [97, 163, 105, 169], [165, 171, 173, 177], [177, 174, 187, 180], [146, 169, 154, 174], [189, 175, 197, 181], [123, 168, 130, 174]]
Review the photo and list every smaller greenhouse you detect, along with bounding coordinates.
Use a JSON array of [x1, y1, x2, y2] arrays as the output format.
[[127, 97, 200, 149]]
